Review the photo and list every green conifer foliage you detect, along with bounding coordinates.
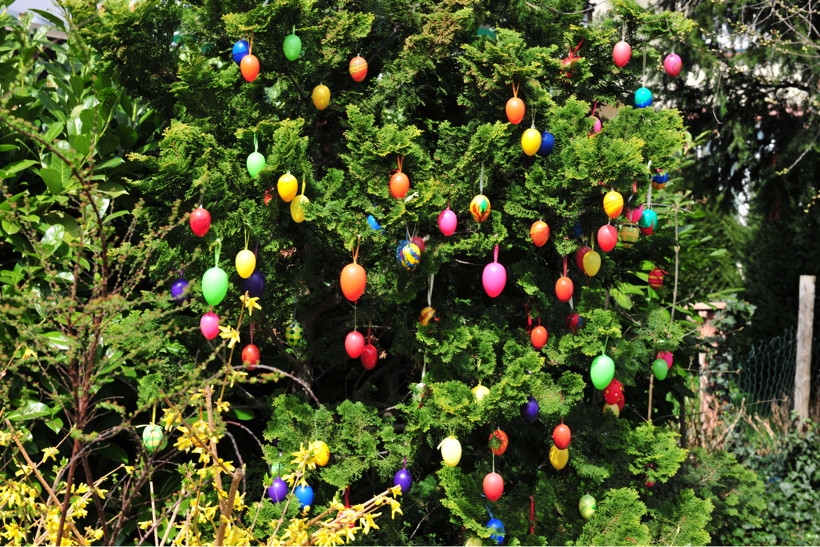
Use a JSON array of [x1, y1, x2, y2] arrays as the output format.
[[65, 0, 730, 543]]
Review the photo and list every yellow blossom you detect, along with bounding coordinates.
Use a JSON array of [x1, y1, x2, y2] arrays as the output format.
[[21, 344, 36, 360], [41, 446, 59, 463], [1, 521, 27, 544], [218, 325, 240, 348], [240, 291, 261, 316]]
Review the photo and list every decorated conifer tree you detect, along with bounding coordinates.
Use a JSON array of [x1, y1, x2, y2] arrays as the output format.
[[57, 0, 756, 544]]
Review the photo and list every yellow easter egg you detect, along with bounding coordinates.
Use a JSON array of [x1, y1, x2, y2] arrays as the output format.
[[438, 436, 462, 466], [582, 250, 601, 276], [290, 195, 310, 223], [603, 402, 620, 418], [309, 440, 330, 467], [277, 172, 298, 202], [471, 384, 490, 402], [549, 444, 569, 470], [603, 190, 624, 219], [521, 127, 541, 156], [312, 84, 330, 110], [235, 249, 256, 279]]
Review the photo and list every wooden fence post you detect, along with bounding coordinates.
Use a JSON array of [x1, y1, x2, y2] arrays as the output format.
[[794, 275, 815, 423]]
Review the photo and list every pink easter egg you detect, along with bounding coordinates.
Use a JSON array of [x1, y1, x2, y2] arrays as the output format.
[[664, 53, 682, 77], [657, 350, 674, 369], [482, 245, 506, 298], [438, 208, 457, 236], [200, 312, 220, 340], [597, 225, 618, 252], [613, 41, 632, 67]]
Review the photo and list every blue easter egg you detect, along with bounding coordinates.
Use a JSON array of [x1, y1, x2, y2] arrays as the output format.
[[635, 87, 653, 108], [232, 40, 249, 65], [486, 518, 505, 545], [638, 208, 658, 229], [537, 131, 555, 157], [652, 171, 669, 184], [294, 485, 314, 508], [240, 270, 265, 299], [367, 214, 383, 232]]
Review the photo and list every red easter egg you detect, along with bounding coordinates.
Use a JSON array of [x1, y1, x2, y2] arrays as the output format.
[[664, 53, 682, 77], [411, 236, 426, 254], [613, 41, 632, 67], [530, 220, 550, 247], [189, 207, 211, 237], [657, 350, 673, 369], [349, 55, 368, 82], [488, 429, 508, 456], [575, 246, 592, 272], [603, 378, 624, 405], [530, 325, 548, 350], [555, 276, 574, 302], [597, 225, 618, 252], [506, 97, 525, 124], [616, 394, 625, 410], [242, 344, 260, 369], [390, 171, 409, 198], [648, 268, 664, 289], [240, 54, 260, 82], [483, 472, 504, 501], [345, 331, 365, 358], [340, 263, 367, 301], [361, 344, 378, 370], [552, 424, 571, 449]]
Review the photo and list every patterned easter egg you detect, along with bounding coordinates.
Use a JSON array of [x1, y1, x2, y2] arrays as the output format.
[[285, 320, 302, 346], [400, 242, 421, 270], [469, 194, 491, 223]]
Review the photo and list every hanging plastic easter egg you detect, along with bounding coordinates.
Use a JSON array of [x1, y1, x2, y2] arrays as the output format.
[[235, 249, 256, 278], [483, 472, 504, 501], [240, 54, 260, 82], [189, 206, 211, 237], [505, 93, 525, 125], [486, 518, 505, 545], [389, 171, 409, 199], [394, 468, 413, 493], [309, 440, 330, 466], [283, 31, 302, 61], [400, 242, 421, 270], [268, 478, 288, 502], [603, 190, 624, 219], [232, 39, 249, 65], [171, 276, 189, 304], [142, 423, 163, 452], [345, 331, 365, 358], [552, 424, 571, 449], [657, 350, 673, 369], [419, 306, 436, 326], [626, 205, 645, 223], [590, 354, 615, 390], [638, 209, 658, 231], [200, 312, 220, 340], [394, 239, 409, 265], [411, 236, 426, 254], [664, 53, 682, 77], [438, 436, 462, 466], [488, 429, 508, 456], [578, 494, 597, 519], [530, 220, 549, 247], [530, 325, 548, 350], [652, 171, 669, 190], [241, 270, 265, 299], [619, 222, 640, 248], [635, 87, 653, 108], [482, 245, 506, 298], [583, 251, 601, 276], [565, 313, 583, 334], [616, 393, 625, 411], [538, 131, 555, 157], [202, 267, 229, 306], [549, 445, 569, 470], [612, 40, 632, 67], [597, 225, 618, 252], [521, 126, 541, 156], [465, 537, 483, 547], [438, 208, 457, 236], [294, 485, 314, 508], [277, 172, 298, 202], [603, 378, 624, 405], [340, 262, 366, 301], [652, 358, 668, 380], [472, 384, 490, 402], [590, 116, 603, 134], [247, 149, 266, 178], [349, 55, 368, 82], [603, 402, 620, 418], [312, 84, 330, 110], [242, 344, 260, 368], [285, 320, 302, 346], [555, 276, 573, 302], [290, 194, 310, 223], [469, 195, 491, 223], [575, 246, 591, 272], [361, 343, 378, 370], [521, 396, 539, 423]]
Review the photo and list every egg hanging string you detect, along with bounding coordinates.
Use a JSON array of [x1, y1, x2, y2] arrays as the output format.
[[212, 238, 221, 268], [645, 160, 653, 209], [479, 164, 485, 194], [529, 496, 536, 535], [427, 274, 434, 307]]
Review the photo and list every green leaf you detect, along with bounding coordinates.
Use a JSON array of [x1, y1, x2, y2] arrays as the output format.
[[43, 331, 70, 350], [0, 144, 18, 152], [39, 167, 64, 194], [29, 9, 66, 31], [41, 224, 65, 254], [0, 159, 37, 178], [96, 157, 125, 170], [232, 407, 255, 420], [45, 417, 64, 434], [6, 401, 51, 421], [611, 287, 633, 309], [99, 442, 129, 464]]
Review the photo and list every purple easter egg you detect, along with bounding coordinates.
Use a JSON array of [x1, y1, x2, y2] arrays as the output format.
[[171, 277, 189, 304], [267, 478, 288, 503], [521, 396, 539, 423], [394, 468, 413, 493], [241, 270, 265, 299]]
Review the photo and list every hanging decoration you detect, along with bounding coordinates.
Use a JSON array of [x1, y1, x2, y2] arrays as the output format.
[[530, 321, 548, 350], [565, 313, 583, 334], [345, 330, 365, 358], [470, 165, 491, 222], [619, 222, 640, 248], [268, 478, 288, 502], [590, 353, 615, 389], [505, 82, 525, 124], [235, 237, 256, 279], [242, 343, 260, 368], [420, 274, 436, 326], [472, 383, 490, 402], [552, 423, 571, 449], [664, 53, 682, 77], [652, 358, 669, 380], [399, 239, 421, 270], [583, 250, 601, 276], [394, 459, 413, 493], [483, 471, 504, 501], [340, 238, 366, 301], [521, 125, 541, 156], [521, 396, 539, 423], [538, 131, 555, 157], [294, 485, 314, 509], [657, 350, 674, 369], [578, 495, 597, 519], [555, 256, 573, 303], [285, 320, 302, 347], [438, 436, 462, 466], [241, 268, 265, 299], [597, 224, 618, 252], [638, 208, 658, 234], [200, 312, 220, 340], [290, 178, 310, 223], [635, 87, 653, 108], [277, 172, 298, 202], [603, 189, 624, 218], [142, 423, 163, 452], [171, 271, 189, 304], [231, 39, 249, 65], [189, 206, 211, 237], [488, 429, 508, 456], [438, 203, 457, 236], [603, 378, 624, 405], [349, 55, 368, 82], [389, 156, 410, 198], [240, 37, 260, 82], [575, 245, 591, 272], [312, 84, 330, 110], [651, 170, 669, 190], [612, 40, 632, 67], [530, 220, 550, 247], [247, 134, 266, 178], [482, 245, 507, 298], [283, 27, 301, 61], [486, 514, 505, 546], [560, 40, 583, 80], [202, 241, 229, 306], [549, 445, 569, 470], [361, 326, 377, 370]]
